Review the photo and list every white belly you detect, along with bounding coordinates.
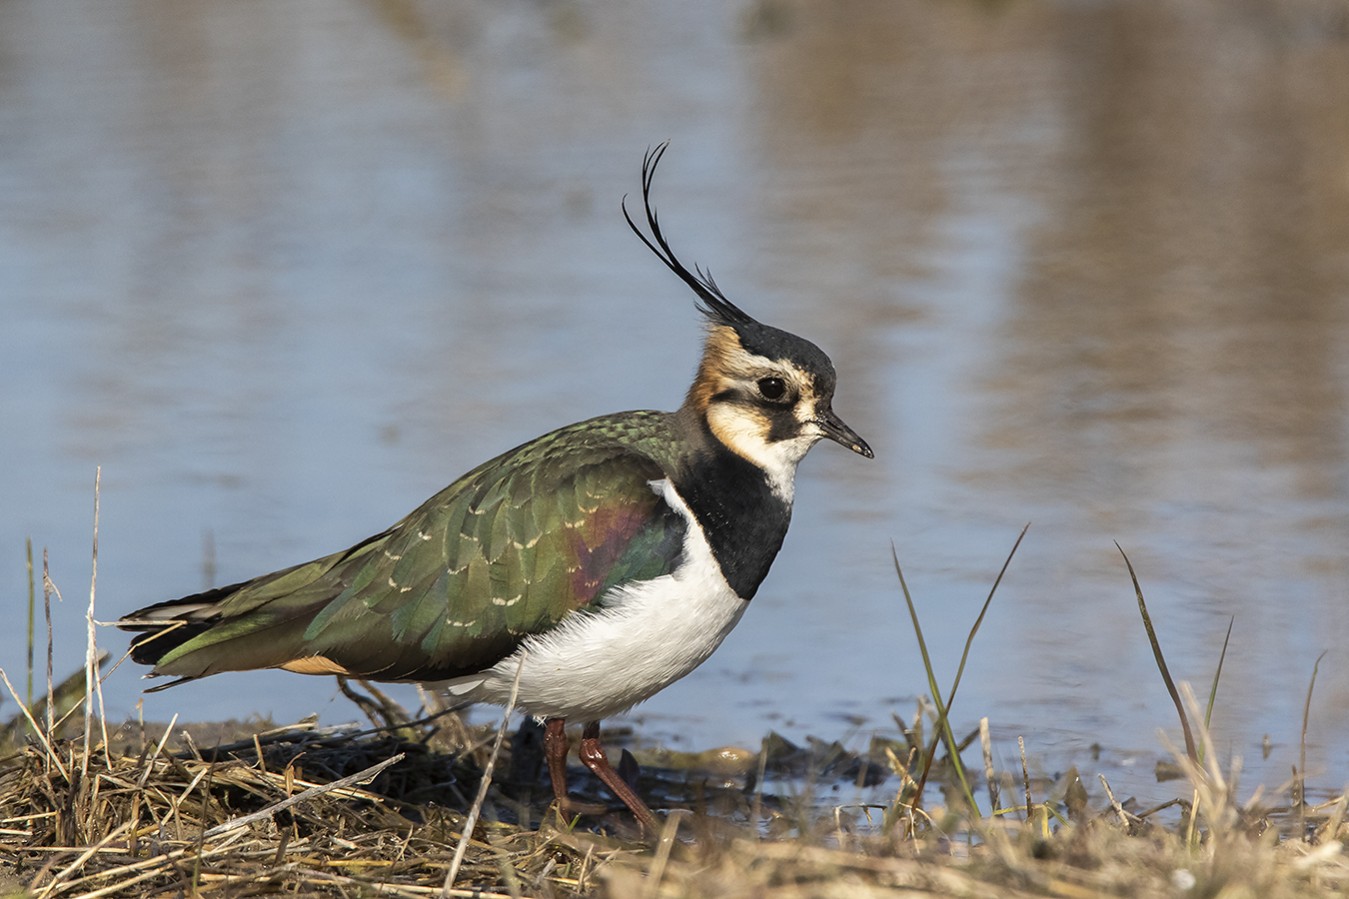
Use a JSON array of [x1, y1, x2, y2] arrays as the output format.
[[441, 479, 749, 721]]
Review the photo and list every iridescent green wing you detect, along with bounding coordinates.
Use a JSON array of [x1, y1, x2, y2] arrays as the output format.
[[146, 412, 687, 682]]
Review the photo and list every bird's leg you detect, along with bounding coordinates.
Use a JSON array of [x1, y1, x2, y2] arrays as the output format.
[[544, 717, 571, 814], [578, 720, 657, 831]]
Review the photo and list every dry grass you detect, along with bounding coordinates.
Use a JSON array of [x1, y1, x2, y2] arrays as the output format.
[[0, 711, 636, 898], [3, 694, 1348, 899]]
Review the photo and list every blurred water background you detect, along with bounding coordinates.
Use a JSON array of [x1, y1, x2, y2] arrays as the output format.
[[3, 0, 1349, 807]]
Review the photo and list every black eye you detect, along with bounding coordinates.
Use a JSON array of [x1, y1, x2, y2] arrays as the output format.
[[757, 377, 787, 401]]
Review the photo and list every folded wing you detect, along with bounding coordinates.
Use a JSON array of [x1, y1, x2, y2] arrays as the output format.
[[120, 415, 688, 686]]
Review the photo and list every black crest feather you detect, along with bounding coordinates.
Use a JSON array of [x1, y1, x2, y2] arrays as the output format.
[[623, 142, 758, 328]]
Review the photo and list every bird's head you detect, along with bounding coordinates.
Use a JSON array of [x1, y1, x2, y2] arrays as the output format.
[[623, 143, 873, 480]]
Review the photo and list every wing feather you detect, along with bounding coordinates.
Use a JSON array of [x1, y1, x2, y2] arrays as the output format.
[[121, 413, 689, 684]]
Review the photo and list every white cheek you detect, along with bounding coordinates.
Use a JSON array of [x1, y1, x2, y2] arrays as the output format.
[[707, 403, 818, 503], [706, 403, 766, 454]]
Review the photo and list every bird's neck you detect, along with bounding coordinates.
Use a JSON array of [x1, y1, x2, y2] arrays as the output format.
[[669, 408, 795, 600]]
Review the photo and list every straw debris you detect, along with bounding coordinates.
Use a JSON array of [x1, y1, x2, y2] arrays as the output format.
[[0, 712, 638, 898]]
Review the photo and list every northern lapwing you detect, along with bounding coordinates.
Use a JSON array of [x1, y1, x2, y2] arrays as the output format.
[[118, 143, 873, 830]]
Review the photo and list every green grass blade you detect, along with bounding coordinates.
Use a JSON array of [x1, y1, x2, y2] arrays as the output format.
[[944, 524, 1029, 723], [896, 528, 1027, 820], [1298, 650, 1327, 838], [893, 545, 978, 817], [1117, 543, 1197, 764], [26, 536, 35, 709], [1204, 616, 1234, 733]]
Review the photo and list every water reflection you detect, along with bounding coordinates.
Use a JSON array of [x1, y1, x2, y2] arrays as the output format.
[[2, 0, 1347, 806]]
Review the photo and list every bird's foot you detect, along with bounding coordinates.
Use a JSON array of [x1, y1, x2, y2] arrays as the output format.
[[552, 795, 612, 821]]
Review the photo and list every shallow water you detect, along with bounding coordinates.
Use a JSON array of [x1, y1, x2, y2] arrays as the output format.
[[3, 0, 1348, 809]]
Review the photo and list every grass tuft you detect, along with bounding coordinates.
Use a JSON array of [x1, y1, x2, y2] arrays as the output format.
[[890, 525, 1029, 827]]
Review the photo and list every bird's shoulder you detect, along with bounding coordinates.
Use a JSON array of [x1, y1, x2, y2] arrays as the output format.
[[403, 409, 689, 533]]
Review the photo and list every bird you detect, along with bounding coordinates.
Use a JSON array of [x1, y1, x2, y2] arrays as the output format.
[[118, 143, 873, 831]]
